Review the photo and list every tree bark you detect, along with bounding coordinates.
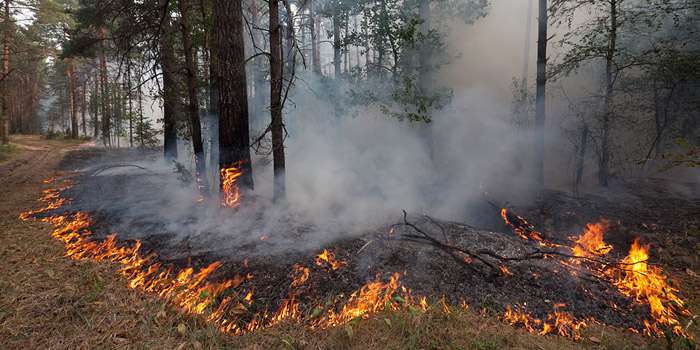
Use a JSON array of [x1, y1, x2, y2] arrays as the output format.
[[213, 0, 254, 193], [573, 124, 588, 196], [311, 0, 321, 75], [598, 0, 617, 187], [1, 0, 11, 144], [332, 7, 341, 78], [178, 0, 209, 193], [126, 58, 133, 147], [160, 1, 179, 160], [93, 69, 99, 138], [67, 60, 79, 139], [269, 0, 286, 202], [99, 27, 111, 147], [534, 0, 547, 186], [81, 78, 87, 136]]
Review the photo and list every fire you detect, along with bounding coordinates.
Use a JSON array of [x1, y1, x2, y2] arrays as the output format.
[[313, 273, 403, 327], [500, 208, 546, 243], [615, 238, 688, 335], [21, 176, 693, 340], [220, 164, 243, 208], [503, 305, 587, 340], [571, 220, 612, 258], [315, 249, 347, 270]]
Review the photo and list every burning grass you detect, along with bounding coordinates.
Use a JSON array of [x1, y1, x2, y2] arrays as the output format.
[[17, 170, 698, 346]]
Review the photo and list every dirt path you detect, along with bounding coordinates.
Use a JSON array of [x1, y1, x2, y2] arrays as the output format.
[[0, 136, 680, 349]]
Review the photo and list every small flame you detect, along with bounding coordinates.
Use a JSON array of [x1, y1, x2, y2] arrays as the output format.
[[315, 249, 347, 271], [503, 305, 587, 340], [500, 208, 546, 243], [221, 164, 243, 208], [571, 220, 612, 258]]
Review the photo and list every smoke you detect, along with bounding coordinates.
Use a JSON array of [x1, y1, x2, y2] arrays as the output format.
[[67, 0, 584, 254]]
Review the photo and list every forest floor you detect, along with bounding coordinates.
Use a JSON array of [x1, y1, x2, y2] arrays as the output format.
[[0, 135, 698, 350]]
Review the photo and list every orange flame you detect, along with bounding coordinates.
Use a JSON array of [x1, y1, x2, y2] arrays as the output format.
[[221, 165, 243, 208], [615, 238, 688, 336], [571, 220, 612, 258], [500, 208, 546, 243], [503, 305, 587, 340], [315, 249, 347, 270]]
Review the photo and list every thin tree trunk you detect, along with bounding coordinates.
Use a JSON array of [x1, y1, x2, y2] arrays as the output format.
[[521, 0, 533, 91], [160, 2, 179, 160], [67, 60, 78, 139], [214, 0, 254, 195], [333, 8, 341, 78], [178, 0, 209, 193], [534, 0, 547, 186], [126, 58, 133, 147], [1, 0, 11, 144], [93, 69, 99, 138], [598, 0, 617, 187], [99, 27, 111, 147], [81, 78, 87, 136], [270, 0, 286, 202], [573, 124, 588, 196], [311, 0, 321, 75]]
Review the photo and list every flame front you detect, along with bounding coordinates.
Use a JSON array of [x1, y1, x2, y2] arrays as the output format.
[[221, 165, 243, 208], [615, 238, 689, 335]]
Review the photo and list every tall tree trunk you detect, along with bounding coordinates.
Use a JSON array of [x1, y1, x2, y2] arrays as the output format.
[[598, 0, 617, 187], [311, 0, 321, 75], [214, 0, 254, 195], [269, 0, 286, 202], [93, 69, 99, 138], [521, 0, 533, 92], [1, 0, 11, 144], [67, 60, 78, 139], [251, 0, 266, 129], [178, 0, 209, 193], [418, 0, 431, 92], [137, 73, 144, 147], [160, 3, 179, 160], [81, 78, 87, 136], [99, 27, 111, 147], [332, 7, 341, 78], [573, 124, 588, 196], [126, 58, 133, 147], [534, 0, 547, 186], [208, 11, 219, 190]]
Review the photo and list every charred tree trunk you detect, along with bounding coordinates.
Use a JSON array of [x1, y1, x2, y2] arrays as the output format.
[[178, 0, 209, 193], [599, 0, 617, 187], [0, 0, 10, 144], [534, 0, 547, 186], [214, 0, 254, 192], [269, 0, 286, 202], [160, 2, 179, 160]]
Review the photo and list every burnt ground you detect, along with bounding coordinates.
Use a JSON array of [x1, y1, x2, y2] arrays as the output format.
[[39, 147, 700, 336]]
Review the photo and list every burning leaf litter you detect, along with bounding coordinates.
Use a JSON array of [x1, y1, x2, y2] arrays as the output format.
[[20, 175, 695, 341]]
